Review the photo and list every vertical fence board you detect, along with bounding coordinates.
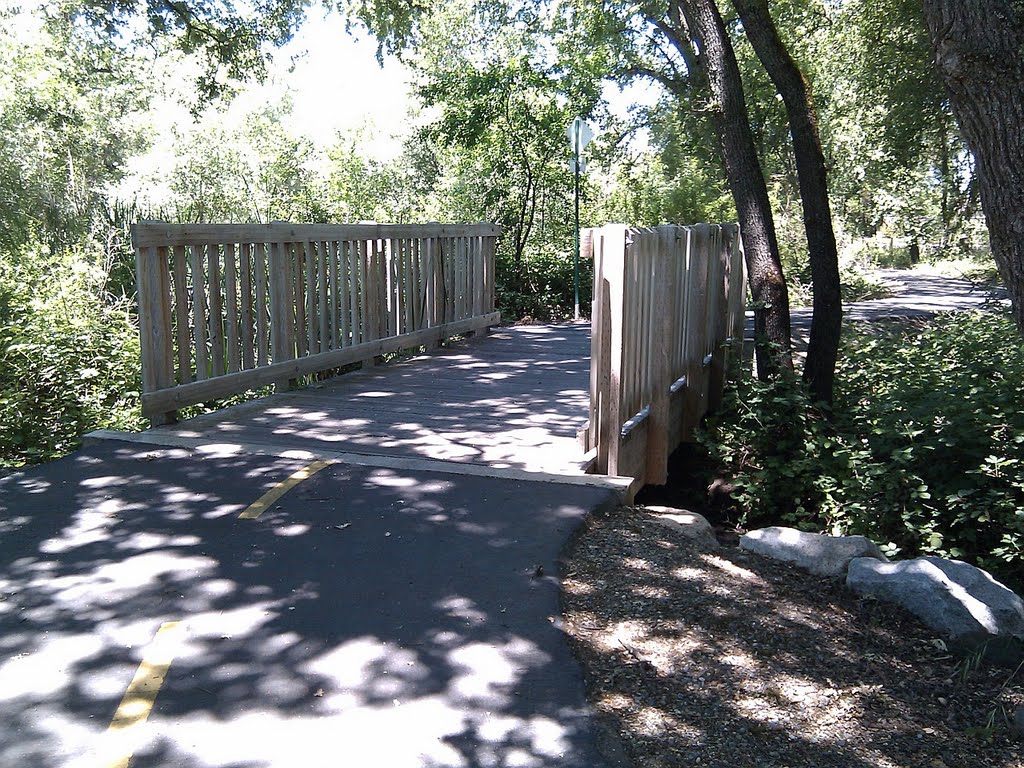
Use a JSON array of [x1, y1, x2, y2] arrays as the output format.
[[172, 245, 191, 383], [255, 243, 269, 367], [189, 245, 209, 381], [646, 228, 673, 484], [224, 243, 240, 374], [318, 241, 329, 354], [136, 246, 175, 423], [597, 226, 628, 476], [239, 243, 255, 371], [206, 244, 226, 378], [350, 240, 361, 346]]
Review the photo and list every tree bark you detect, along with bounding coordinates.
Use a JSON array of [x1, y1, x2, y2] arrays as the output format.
[[922, 1, 1024, 332], [681, 0, 794, 379], [733, 0, 842, 405]]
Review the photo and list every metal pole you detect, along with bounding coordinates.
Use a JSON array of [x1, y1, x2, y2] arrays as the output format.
[[573, 129, 581, 321]]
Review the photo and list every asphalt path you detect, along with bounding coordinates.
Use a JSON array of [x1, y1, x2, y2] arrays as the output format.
[[0, 439, 625, 767], [745, 268, 1010, 358], [792, 268, 1009, 336]]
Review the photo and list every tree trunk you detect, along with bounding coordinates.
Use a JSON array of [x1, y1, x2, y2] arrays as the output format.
[[681, 0, 794, 379], [923, 1, 1024, 332], [733, 0, 842, 405]]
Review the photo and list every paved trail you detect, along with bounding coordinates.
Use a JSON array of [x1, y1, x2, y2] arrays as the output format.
[[1, 392, 627, 766], [780, 268, 1009, 356]]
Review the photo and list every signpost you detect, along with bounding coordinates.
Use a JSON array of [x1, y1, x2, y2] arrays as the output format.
[[567, 116, 593, 320]]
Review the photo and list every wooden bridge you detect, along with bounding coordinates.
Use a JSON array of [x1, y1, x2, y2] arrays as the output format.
[[126, 221, 747, 498]]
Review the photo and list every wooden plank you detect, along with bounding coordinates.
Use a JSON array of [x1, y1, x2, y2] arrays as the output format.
[[387, 238, 398, 338], [293, 243, 307, 357], [132, 222, 502, 248], [318, 241, 329, 354], [189, 245, 209, 381], [239, 243, 255, 370], [224, 242, 241, 374], [339, 241, 352, 348], [402, 238, 413, 334], [424, 238, 437, 342], [708, 226, 733, 411], [682, 224, 711, 437], [597, 225, 628, 476], [349, 240, 361, 345], [268, 242, 293, 366], [327, 241, 339, 350], [646, 227, 674, 485], [255, 243, 269, 367], [141, 312, 502, 417], [207, 244, 226, 377], [304, 240, 317, 356], [135, 246, 175, 415], [586, 228, 602, 456], [171, 245, 190, 384], [411, 238, 423, 330]]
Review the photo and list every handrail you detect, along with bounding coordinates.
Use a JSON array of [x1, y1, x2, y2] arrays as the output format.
[[134, 221, 500, 425]]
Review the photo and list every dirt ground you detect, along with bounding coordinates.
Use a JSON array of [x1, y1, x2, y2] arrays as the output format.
[[561, 501, 1024, 768]]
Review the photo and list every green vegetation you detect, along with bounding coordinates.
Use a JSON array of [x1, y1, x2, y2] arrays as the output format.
[[702, 309, 1024, 590], [0, 246, 144, 466]]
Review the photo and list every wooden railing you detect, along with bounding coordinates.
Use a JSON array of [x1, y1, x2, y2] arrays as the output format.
[[134, 222, 500, 425], [582, 223, 747, 485]]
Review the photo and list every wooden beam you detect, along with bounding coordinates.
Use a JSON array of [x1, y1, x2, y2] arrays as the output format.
[[132, 222, 502, 248]]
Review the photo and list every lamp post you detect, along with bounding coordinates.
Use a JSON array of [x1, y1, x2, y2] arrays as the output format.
[[567, 116, 593, 321]]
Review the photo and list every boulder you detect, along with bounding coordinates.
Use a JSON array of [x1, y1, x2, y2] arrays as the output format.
[[643, 506, 719, 550], [847, 556, 1024, 666], [739, 526, 888, 577]]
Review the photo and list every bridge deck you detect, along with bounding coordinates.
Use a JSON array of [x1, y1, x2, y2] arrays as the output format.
[[141, 323, 593, 475]]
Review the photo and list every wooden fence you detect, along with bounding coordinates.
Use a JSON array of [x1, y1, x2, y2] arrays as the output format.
[[134, 222, 500, 425], [582, 223, 747, 485]]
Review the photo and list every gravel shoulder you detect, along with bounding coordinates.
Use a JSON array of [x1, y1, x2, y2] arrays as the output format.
[[561, 504, 1024, 768]]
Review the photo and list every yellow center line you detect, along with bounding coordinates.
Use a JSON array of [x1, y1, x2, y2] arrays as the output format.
[[99, 620, 187, 768], [238, 459, 334, 520]]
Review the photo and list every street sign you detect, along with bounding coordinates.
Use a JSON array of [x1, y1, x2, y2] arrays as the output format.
[[566, 117, 594, 153]]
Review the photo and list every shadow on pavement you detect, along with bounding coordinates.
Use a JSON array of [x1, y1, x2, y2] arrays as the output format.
[[0, 440, 617, 767]]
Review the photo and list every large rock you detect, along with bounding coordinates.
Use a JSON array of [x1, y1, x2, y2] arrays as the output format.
[[739, 526, 887, 577], [643, 506, 719, 550], [847, 556, 1024, 666]]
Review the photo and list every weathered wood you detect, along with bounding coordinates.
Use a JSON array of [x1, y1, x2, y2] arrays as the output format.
[[586, 220, 747, 485], [708, 226, 733, 412], [207, 244, 226, 377], [224, 242, 241, 374], [189, 245, 209, 382], [318, 241, 329, 354], [132, 222, 501, 248], [134, 221, 502, 425], [646, 228, 673, 485], [255, 243, 269, 367], [136, 245, 175, 424], [598, 226, 628, 476], [171, 245, 190, 383], [304, 241, 317, 356]]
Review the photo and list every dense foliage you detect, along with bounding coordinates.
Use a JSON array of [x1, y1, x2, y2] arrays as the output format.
[[0, 247, 143, 466], [701, 309, 1024, 590]]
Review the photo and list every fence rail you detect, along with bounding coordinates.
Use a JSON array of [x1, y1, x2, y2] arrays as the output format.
[[582, 223, 747, 486], [134, 222, 500, 425]]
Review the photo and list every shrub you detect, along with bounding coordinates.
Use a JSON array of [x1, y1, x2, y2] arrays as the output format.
[[0, 246, 144, 466], [701, 310, 1024, 590]]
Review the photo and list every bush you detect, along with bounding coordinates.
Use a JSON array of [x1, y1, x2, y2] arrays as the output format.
[[701, 310, 1024, 590], [0, 246, 144, 466], [496, 244, 593, 322]]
